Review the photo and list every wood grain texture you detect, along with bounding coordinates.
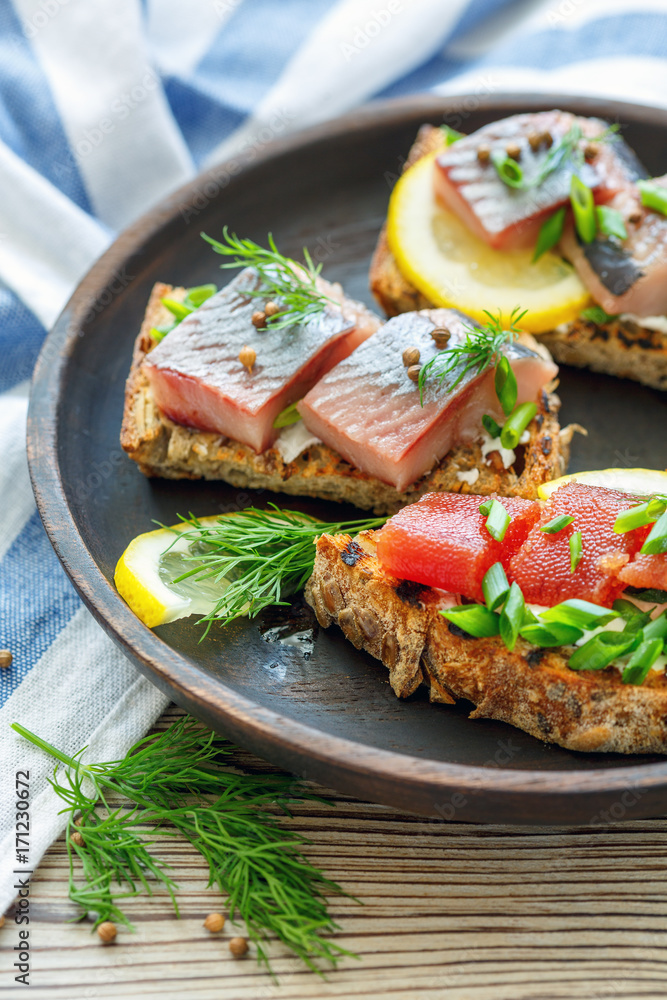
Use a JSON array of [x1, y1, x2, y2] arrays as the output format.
[[4, 705, 667, 1000]]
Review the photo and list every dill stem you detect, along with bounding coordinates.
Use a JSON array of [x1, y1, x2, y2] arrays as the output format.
[[11, 722, 89, 772]]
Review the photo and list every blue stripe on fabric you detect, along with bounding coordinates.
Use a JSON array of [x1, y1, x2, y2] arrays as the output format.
[[0, 510, 80, 708], [165, 0, 336, 165], [0, 3, 92, 211], [0, 286, 46, 392], [378, 12, 667, 100]]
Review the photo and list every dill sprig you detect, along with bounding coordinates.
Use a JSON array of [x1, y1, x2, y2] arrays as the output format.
[[165, 505, 387, 634], [418, 307, 527, 403], [11, 718, 356, 977], [201, 227, 337, 331]]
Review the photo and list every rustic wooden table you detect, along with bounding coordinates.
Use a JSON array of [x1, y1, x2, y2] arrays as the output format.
[[5, 704, 667, 999]]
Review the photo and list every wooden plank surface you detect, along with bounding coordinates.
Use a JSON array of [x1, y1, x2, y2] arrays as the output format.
[[4, 704, 667, 999]]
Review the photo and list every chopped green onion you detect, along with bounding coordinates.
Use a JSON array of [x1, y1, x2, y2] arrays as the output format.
[[568, 631, 638, 671], [272, 401, 303, 429], [482, 562, 510, 612], [441, 124, 464, 145], [570, 175, 596, 243], [540, 514, 574, 535], [569, 531, 583, 573], [533, 207, 566, 262], [640, 509, 667, 555], [595, 206, 627, 240], [482, 414, 502, 439], [613, 500, 663, 534], [500, 582, 525, 651], [478, 499, 493, 516], [612, 597, 648, 621], [161, 297, 194, 322], [520, 622, 583, 647], [579, 305, 619, 324], [624, 586, 667, 604], [495, 357, 517, 416], [643, 612, 667, 643], [500, 402, 537, 450], [440, 605, 500, 638], [150, 324, 174, 343], [491, 149, 524, 188], [184, 283, 218, 308], [482, 499, 510, 542], [541, 598, 615, 631], [637, 179, 667, 217], [622, 638, 665, 685]]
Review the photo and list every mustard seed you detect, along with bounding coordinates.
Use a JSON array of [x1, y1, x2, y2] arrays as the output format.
[[251, 310, 266, 329], [97, 922, 117, 944], [402, 346, 420, 367], [506, 142, 521, 161], [528, 132, 542, 151], [431, 327, 451, 349], [407, 364, 421, 383], [477, 144, 491, 164], [203, 912, 225, 933], [0, 650, 12, 668], [229, 936, 249, 958], [239, 346, 256, 373], [70, 831, 85, 848], [264, 301, 280, 318]]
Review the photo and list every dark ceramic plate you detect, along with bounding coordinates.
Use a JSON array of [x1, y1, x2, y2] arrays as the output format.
[[28, 95, 667, 824]]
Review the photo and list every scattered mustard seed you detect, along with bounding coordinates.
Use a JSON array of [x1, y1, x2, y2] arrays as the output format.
[[430, 327, 451, 349], [506, 141, 521, 161], [251, 310, 266, 329], [477, 144, 491, 164], [0, 915, 5, 929], [583, 142, 598, 162], [97, 922, 117, 944], [528, 132, 542, 152], [407, 364, 421, 383], [203, 912, 225, 933], [264, 301, 280, 318], [402, 346, 420, 367], [0, 650, 12, 669], [70, 831, 85, 848], [229, 936, 249, 958], [542, 130, 553, 148], [239, 345, 256, 373]]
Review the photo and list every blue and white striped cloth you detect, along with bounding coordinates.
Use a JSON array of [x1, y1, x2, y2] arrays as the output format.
[[2, 0, 667, 909]]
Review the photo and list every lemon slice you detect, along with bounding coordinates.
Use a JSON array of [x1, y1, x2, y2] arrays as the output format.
[[386, 150, 591, 334], [115, 517, 228, 627], [538, 468, 667, 500]]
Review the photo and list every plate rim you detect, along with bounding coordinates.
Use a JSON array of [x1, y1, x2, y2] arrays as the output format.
[[27, 93, 667, 822]]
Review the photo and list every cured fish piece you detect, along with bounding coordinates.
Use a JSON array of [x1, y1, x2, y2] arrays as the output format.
[[509, 482, 650, 607], [559, 178, 667, 316], [375, 491, 541, 602], [143, 268, 380, 454], [297, 309, 557, 492], [434, 111, 645, 251]]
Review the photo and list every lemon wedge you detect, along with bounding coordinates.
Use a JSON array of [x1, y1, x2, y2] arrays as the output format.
[[538, 468, 667, 500], [115, 517, 228, 627], [386, 151, 591, 334]]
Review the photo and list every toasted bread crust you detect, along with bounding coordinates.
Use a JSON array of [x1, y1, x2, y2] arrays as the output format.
[[305, 531, 667, 754], [370, 125, 667, 391], [120, 284, 572, 514]]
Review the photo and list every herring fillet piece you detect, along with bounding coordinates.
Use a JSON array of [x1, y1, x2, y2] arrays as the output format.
[[434, 111, 645, 252], [297, 309, 558, 492], [143, 267, 380, 454], [559, 177, 667, 316]]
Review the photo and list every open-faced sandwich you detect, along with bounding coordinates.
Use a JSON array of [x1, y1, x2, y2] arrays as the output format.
[[121, 233, 571, 513], [370, 111, 667, 391]]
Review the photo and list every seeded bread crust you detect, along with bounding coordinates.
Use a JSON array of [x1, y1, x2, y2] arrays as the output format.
[[305, 530, 667, 754], [120, 283, 573, 515], [370, 125, 667, 392]]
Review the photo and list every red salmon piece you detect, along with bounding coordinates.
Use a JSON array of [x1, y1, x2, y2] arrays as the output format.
[[618, 554, 667, 591], [509, 482, 649, 607], [143, 268, 379, 454], [434, 111, 644, 251], [375, 492, 540, 602]]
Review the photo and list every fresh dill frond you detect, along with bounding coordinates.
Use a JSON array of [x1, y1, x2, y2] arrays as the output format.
[[11, 718, 357, 977], [165, 505, 387, 634], [201, 227, 337, 331], [418, 307, 527, 404]]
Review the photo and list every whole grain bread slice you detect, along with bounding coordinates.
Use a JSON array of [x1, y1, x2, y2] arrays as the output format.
[[120, 283, 573, 515], [370, 125, 667, 392], [305, 530, 667, 754]]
